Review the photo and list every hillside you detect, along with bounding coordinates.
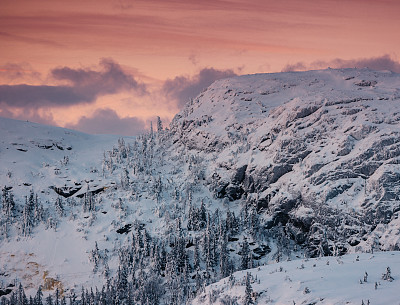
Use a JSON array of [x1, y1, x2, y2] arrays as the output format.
[[193, 252, 400, 305], [0, 68, 400, 304]]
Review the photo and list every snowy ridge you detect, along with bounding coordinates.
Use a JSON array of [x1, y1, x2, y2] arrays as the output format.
[[0, 117, 123, 194]]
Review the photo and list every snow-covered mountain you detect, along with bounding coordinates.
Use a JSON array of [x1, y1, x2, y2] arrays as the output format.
[[0, 68, 399, 304], [169, 68, 400, 255]]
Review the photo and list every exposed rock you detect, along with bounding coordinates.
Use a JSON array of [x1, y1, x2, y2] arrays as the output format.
[[231, 165, 247, 185]]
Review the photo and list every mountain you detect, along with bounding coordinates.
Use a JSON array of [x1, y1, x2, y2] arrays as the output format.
[[0, 68, 399, 304], [169, 68, 400, 256]]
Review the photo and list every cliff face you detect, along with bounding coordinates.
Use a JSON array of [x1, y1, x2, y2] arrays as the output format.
[[169, 68, 400, 255]]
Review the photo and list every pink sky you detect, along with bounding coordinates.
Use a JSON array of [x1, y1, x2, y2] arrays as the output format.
[[1, 0, 399, 135]]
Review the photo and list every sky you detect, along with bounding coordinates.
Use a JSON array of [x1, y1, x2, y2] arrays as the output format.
[[1, 0, 400, 136]]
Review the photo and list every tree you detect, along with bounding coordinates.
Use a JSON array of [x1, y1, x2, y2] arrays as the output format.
[[219, 231, 229, 278], [157, 116, 163, 133], [115, 265, 128, 301], [241, 238, 250, 270], [382, 266, 394, 282], [193, 238, 200, 271], [55, 196, 64, 217], [35, 285, 44, 305], [150, 121, 154, 139], [22, 197, 34, 236], [54, 288, 60, 305], [17, 283, 28, 305], [91, 242, 101, 273], [244, 273, 253, 305], [2, 186, 15, 217], [83, 186, 94, 213], [120, 168, 130, 190], [45, 295, 53, 305]]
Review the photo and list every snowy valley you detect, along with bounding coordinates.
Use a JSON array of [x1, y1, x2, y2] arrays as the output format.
[[0, 68, 400, 304]]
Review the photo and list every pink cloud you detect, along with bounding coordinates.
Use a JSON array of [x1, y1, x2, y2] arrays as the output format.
[[282, 55, 400, 73]]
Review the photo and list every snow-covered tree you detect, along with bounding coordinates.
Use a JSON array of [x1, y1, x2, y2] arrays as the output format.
[[244, 273, 254, 305]]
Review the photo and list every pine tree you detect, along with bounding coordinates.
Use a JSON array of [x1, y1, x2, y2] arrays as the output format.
[[219, 231, 229, 278], [157, 116, 163, 133], [199, 200, 207, 228], [91, 242, 101, 273], [17, 283, 27, 305], [35, 285, 44, 305], [120, 168, 130, 190], [118, 138, 127, 159], [81, 287, 85, 305], [241, 238, 250, 270], [115, 265, 128, 301], [22, 198, 34, 236], [2, 186, 15, 217], [83, 185, 94, 213], [193, 238, 200, 271], [34, 202, 45, 225], [45, 294, 53, 305], [195, 271, 203, 295], [55, 196, 64, 217], [187, 203, 195, 231], [54, 288, 60, 305], [203, 218, 212, 269], [244, 273, 254, 305]]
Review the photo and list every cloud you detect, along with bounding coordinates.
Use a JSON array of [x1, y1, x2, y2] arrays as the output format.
[[51, 58, 147, 95], [66, 108, 146, 136], [282, 54, 400, 73], [0, 106, 57, 126], [162, 67, 237, 108], [0, 84, 92, 107], [0, 58, 146, 108], [0, 62, 41, 82], [281, 62, 307, 73], [188, 53, 199, 66], [0, 31, 63, 47]]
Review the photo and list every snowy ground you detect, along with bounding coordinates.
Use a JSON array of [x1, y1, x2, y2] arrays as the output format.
[[194, 252, 400, 305]]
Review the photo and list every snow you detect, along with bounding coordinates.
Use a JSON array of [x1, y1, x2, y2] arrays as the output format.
[[194, 252, 400, 305]]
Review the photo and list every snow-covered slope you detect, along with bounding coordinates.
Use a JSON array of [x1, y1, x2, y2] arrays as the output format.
[[193, 251, 400, 305], [1, 68, 400, 304], [0, 118, 127, 295], [0, 117, 122, 196]]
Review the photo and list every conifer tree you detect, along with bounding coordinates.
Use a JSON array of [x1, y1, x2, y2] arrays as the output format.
[[219, 231, 229, 278], [157, 116, 163, 133], [244, 273, 254, 305], [45, 295, 53, 305], [2, 186, 15, 217], [55, 196, 64, 217], [241, 238, 250, 270], [193, 238, 200, 271], [54, 288, 60, 305], [35, 285, 43, 305]]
